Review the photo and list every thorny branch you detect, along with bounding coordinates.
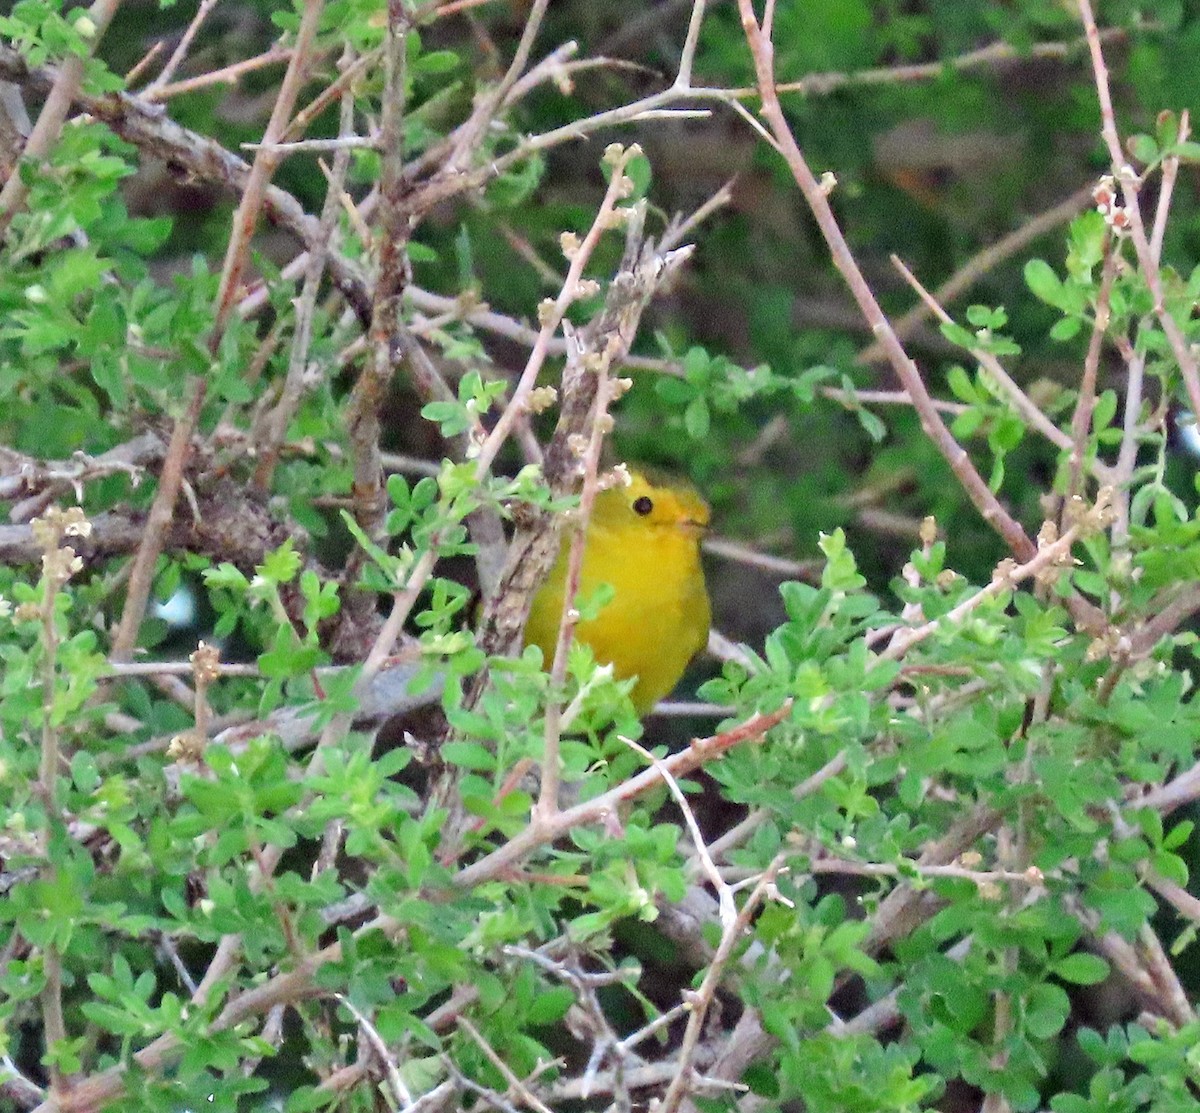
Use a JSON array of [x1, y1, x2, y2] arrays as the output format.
[[735, 0, 1038, 563]]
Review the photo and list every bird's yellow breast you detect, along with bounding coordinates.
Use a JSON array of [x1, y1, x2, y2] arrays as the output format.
[[524, 471, 711, 713]]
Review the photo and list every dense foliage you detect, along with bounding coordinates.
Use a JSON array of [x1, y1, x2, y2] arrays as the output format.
[[4, 1, 1200, 1112]]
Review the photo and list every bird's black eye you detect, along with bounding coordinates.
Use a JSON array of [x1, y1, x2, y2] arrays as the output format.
[[632, 495, 654, 516]]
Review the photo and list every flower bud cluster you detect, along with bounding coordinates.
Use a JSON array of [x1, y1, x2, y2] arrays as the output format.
[[1093, 176, 1131, 234]]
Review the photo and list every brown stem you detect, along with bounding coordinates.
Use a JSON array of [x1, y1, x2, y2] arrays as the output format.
[[658, 858, 786, 1113], [882, 524, 1081, 661], [537, 370, 615, 821], [735, 0, 1036, 562], [110, 379, 206, 662], [1077, 0, 1200, 423], [254, 48, 359, 494], [860, 184, 1096, 364], [1066, 238, 1117, 504], [209, 0, 326, 349], [38, 557, 67, 1093], [143, 0, 219, 92], [142, 48, 295, 102], [344, 0, 412, 564]]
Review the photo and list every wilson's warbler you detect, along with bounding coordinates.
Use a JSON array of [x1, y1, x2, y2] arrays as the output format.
[[524, 470, 711, 713]]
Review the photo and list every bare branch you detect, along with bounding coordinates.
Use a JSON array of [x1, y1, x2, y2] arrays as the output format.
[[110, 380, 206, 663], [735, 0, 1038, 562], [210, 0, 327, 346]]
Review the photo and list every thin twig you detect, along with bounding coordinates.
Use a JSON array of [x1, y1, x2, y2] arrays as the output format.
[[1065, 236, 1117, 502], [674, 0, 708, 90], [458, 1018, 555, 1113], [144, 0, 220, 93], [800, 854, 1045, 887], [705, 752, 848, 864], [1113, 114, 1187, 544], [861, 183, 1096, 364], [242, 134, 377, 154], [444, 0, 550, 173], [621, 734, 735, 927], [336, 995, 413, 1108], [881, 522, 1082, 661], [1111, 341, 1148, 546], [735, 1, 1037, 562], [254, 45, 358, 493], [123, 41, 164, 86], [37, 529, 70, 1094], [0, 1059, 44, 1111], [110, 380, 205, 662], [1149, 110, 1187, 265], [701, 536, 821, 580], [281, 47, 379, 144], [1146, 873, 1200, 926], [891, 255, 1081, 462], [536, 368, 615, 821], [1077, 0, 1200, 422], [1131, 741, 1200, 815], [142, 48, 295, 101], [104, 659, 259, 678], [734, 29, 1129, 100], [658, 857, 787, 1113], [209, 0, 326, 347], [343, 4, 415, 573], [822, 386, 968, 417], [0, 432, 164, 504], [473, 146, 639, 479]]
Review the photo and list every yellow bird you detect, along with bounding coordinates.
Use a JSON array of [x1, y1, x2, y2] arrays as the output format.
[[524, 470, 711, 714]]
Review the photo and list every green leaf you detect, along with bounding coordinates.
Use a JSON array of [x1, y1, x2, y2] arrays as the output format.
[[951, 407, 983, 440], [623, 153, 653, 201], [939, 321, 977, 350], [855, 405, 886, 442], [1157, 110, 1180, 149], [412, 49, 459, 75], [1025, 259, 1065, 307], [486, 153, 545, 208], [526, 985, 574, 1025], [1091, 389, 1118, 431], [682, 346, 709, 382], [946, 365, 977, 403], [1128, 133, 1158, 164], [684, 395, 710, 439], [422, 399, 470, 438], [1163, 820, 1193, 850], [260, 538, 302, 585], [1053, 952, 1110, 985], [1049, 316, 1082, 342], [407, 242, 439, 264], [1025, 982, 1070, 1039], [442, 741, 496, 772], [203, 563, 250, 591]]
